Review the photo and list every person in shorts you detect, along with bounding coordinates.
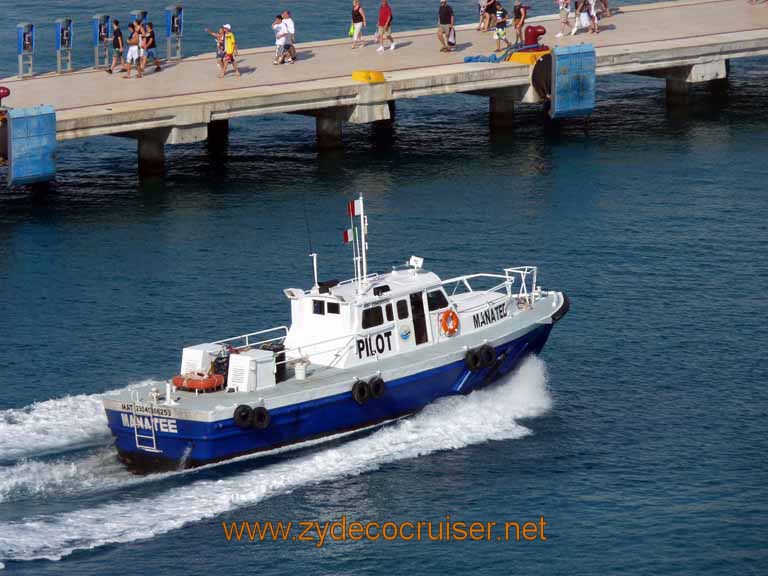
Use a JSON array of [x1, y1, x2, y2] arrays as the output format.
[[376, 0, 396, 51], [205, 26, 226, 74], [123, 23, 142, 78], [141, 22, 162, 73], [437, 0, 454, 52], [494, 3, 511, 52], [107, 19, 124, 74], [272, 15, 290, 65], [282, 11, 297, 61], [220, 24, 241, 76], [556, 0, 571, 37]]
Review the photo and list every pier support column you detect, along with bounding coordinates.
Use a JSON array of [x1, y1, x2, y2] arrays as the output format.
[[137, 130, 166, 177], [208, 119, 229, 150], [664, 60, 728, 106], [372, 101, 396, 145], [316, 116, 343, 149], [489, 94, 516, 130]]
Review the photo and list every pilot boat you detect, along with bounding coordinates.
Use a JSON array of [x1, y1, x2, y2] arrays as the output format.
[[101, 196, 569, 472]]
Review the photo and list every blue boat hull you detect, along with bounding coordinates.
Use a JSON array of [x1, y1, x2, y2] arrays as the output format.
[[105, 324, 553, 472]]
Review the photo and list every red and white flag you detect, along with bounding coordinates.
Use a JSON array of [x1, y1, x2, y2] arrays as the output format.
[[342, 228, 354, 244], [347, 198, 363, 217]]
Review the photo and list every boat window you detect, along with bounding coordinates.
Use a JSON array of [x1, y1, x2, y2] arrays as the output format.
[[327, 302, 340, 314], [409, 292, 429, 345], [362, 306, 384, 329], [373, 285, 391, 297], [427, 290, 449, 311], [385, 303, 394, 322], [396, 299, 409, 320], [313, 300, 325, 315]]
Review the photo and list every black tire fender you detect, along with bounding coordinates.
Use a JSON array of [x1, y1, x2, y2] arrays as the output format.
[[233, 404, 253, 429], [369, 376, 386, 399], [479, 344, 496, 368], [252, 406, 271, 430], [352, 380, 370, 405], [465, 349, 482, 372]]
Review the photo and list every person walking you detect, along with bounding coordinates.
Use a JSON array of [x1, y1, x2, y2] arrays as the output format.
[[437, 0, 455, 52], [205, 26, 226, 74], [512, 0, 526, 45], [376, 0, 396, 51], [220, 24, 241, 76], [477, 0, 487, 31], [123, 23, 142, 78], [351, 0, 367, 49], [272, 15, 290, 64], [141, 22, 162, 73], [494, 2, 511, 52], [556, 0, 571, 37], [282, 11, 297, 61], [106, 19, 124, 74], [484, 0, 498, 30]]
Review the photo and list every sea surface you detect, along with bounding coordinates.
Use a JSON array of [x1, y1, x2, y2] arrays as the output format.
[[1, 1, 767, 574]]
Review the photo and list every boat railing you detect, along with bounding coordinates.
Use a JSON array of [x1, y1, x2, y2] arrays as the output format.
[[214, 326, 289, 350], [442, 266, 541, 307]]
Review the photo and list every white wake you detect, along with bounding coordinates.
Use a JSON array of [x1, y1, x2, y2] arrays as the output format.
[[0, 380, 162, 461], [0, 357, 552, 565]]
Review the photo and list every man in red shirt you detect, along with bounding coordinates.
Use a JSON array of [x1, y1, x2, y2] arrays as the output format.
[[376, 0, 396, 52]]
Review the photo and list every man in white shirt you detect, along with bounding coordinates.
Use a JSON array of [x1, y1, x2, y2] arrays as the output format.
[[282, 11, 297, 62], [272, 14, 291, 65]]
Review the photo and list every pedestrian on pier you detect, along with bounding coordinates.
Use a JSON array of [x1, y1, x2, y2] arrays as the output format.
[[437, 0, 455, 52], [141, 22, 162, 73], [494, 2, 511, 52], [106, 19, 124, 74], [220, 24, 241, 76], [205, 26, 226, 74], [484, 0, 499, 30], [377, 0, 396, 51], [351, 0, 367, 49], [556, 0, 571, 37], [124, 23, 142, 78], [273, 15, 291, 64], [282, 11, 297, 61], [512, 0, 526, 45], [477, 0, 486, 31]]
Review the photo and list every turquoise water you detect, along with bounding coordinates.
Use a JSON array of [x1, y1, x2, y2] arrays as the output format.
[[1, 1, 768, 574]]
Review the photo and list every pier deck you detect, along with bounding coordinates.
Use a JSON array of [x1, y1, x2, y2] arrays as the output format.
[[1, 0, 767, 173]]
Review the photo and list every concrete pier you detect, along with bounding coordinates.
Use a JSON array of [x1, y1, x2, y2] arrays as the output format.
[[1, 0, 767, 175]]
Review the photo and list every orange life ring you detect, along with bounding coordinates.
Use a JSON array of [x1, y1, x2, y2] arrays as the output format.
[[440, 309, 460, 336], [172, 372, 225, 392]]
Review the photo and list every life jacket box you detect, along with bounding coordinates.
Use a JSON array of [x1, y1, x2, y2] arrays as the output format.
[[227, 349, 276, 393], [179, 343, 224, 375]]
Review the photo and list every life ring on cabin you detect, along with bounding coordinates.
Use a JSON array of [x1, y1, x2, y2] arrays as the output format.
[[368, 376, 386, 399], [233, 404, 253, 429], [440, 309, 460, 336], [352, 380, 370, 405], [172, 372, 225, 392], [252, 406, 271, 430]]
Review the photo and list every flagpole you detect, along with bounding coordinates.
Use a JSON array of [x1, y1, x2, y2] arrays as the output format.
[[359, 194, 368, 285]]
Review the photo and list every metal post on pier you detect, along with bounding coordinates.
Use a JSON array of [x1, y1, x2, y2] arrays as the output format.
[[165, 4, 183, 61], [93, 15, 111, 69], [16, 23, 34, 78], [54, 18, 74, 74]]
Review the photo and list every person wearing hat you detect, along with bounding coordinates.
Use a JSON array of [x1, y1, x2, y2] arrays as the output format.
[[437, 0, 455, 52], [220, 24, 241, 77]]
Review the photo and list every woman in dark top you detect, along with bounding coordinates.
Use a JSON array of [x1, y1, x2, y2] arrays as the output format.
[[351, 0, 367, 49]]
